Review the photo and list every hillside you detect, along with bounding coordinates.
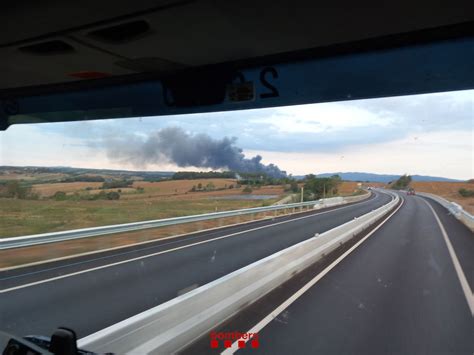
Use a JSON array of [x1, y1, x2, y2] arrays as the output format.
[[313, 172, 462, 183], [0, 166, 174, 183]]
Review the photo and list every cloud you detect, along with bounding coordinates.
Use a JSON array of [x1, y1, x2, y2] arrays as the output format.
[[1, 89, 471, 178], [35, 89, 472, 154], [245, 129, 472, 180]]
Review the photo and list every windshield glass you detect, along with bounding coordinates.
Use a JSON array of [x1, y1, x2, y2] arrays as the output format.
[[1, 90, 473, 354]]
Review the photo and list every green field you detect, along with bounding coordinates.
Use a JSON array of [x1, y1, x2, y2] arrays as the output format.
[[0, 198, 275, 238]]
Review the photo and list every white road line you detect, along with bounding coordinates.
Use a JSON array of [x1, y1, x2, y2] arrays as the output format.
[[2, 194, 377, 274], [422, 199, 474, 316], [1, 195, 380, 293], [221, 195, 404, 354], [0, 209, 312, 273]]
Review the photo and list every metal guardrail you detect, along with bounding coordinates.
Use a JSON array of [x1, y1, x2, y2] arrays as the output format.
[[0, 193, 370, 250], [78, 190, 397, 354], [416, 191, 474, 231]]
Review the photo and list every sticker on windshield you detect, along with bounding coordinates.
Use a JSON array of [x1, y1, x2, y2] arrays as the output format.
[[227, 81, 255, 102]]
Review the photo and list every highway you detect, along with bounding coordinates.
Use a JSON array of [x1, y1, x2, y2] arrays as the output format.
[[206, 193, 474, 355], [0, 191, 392, 339]]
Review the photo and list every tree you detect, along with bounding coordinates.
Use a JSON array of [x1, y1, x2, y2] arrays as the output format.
[[5, 181, 31, 199], [290, 181, 299, 193], [303, 175, 341, 200], [330, 175, 342, 194], [391, 175, 412, 190]]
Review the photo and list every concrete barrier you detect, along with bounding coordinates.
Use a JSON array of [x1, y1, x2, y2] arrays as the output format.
[[417, 192, 474, 232], [79, 191, 398, 354]]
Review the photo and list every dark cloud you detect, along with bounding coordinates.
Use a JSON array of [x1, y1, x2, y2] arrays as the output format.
[[105, 127, 286, 177]]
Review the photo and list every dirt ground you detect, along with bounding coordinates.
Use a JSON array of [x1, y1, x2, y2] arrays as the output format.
[[411, 181, 474, 214]]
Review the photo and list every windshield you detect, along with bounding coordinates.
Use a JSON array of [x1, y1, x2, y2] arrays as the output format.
[[1, 90, 473, 354]]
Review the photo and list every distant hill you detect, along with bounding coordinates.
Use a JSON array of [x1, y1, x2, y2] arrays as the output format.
[[313, 172, 462, 183], [0, 165, 175, 182]]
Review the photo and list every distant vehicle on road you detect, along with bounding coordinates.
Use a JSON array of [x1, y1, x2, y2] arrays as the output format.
[[407, 188, 416, 195]]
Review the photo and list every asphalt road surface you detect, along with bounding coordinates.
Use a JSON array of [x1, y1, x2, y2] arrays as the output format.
[[229, 193, 474, 355], [1, 191, 391, 338]]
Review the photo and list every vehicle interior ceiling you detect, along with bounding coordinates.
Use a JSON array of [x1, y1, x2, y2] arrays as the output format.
[[0, 0, 473, 127]]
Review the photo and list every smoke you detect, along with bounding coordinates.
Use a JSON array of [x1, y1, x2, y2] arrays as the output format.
[[105, 127, 287, 178]]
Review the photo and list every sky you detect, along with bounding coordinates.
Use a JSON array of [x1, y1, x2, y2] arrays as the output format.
[[0, 89, 472, 180]]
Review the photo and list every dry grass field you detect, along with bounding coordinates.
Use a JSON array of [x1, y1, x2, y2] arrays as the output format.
[[31, 178, 284, 199], [32, 182, 104, 196], [411, 181, 474, 214], [1, 178, 286, 238], [0, 207, 302, 268], [337, 181, 361, 195], [0, 171, 66, 181], [0, 178, 370, 268], [0, 178, 366, 239]]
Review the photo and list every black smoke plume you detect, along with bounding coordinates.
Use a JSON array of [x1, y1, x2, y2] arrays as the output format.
[[105, 127, 286, 178]]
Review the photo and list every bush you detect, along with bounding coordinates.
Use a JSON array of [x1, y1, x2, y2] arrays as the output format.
[[459, 188, 474, 197], [63, 175, 105, 183], [1, 181, 30, 199], [205, 182, 215, 191], [28, 192, 40, 200], [106, 191, 120, 200], [102, 180, 133, 189], [53, 191, 67, 201], [242, 186, 253, 193], [95, 191, 107, 200]]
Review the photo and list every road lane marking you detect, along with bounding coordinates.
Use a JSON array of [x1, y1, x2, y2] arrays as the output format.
[[422, 199, 474, 316], [222, 195, 404, 354], [0, 194, 383, 293]]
